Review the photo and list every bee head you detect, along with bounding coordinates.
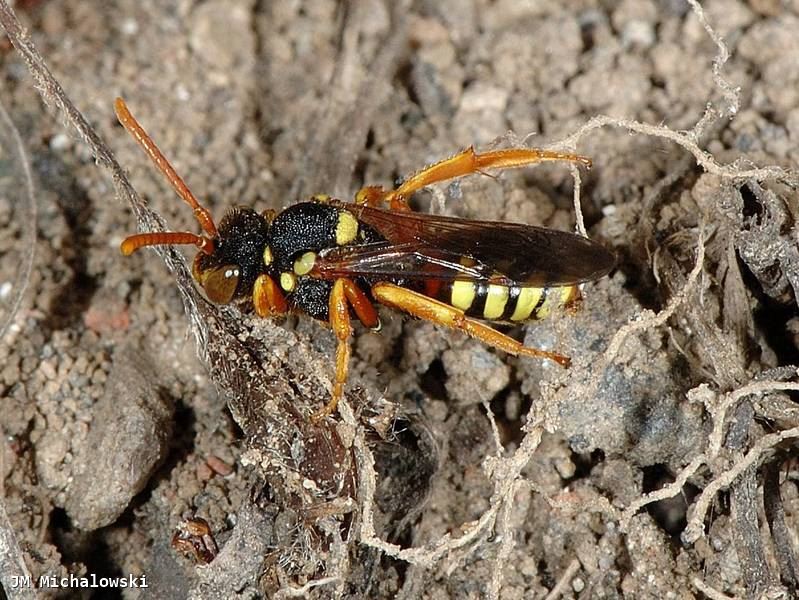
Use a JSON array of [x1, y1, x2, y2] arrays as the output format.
[[115, 98, 272, 305], [190, 207, 272, 304]]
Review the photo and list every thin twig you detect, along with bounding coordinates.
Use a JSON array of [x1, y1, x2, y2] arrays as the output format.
[[487, 481, 520, 599], [556, 115, 794, 186], [0, 98, 36, 343], [590, 227, 706, 403], [709, 380, 799, 456], [544, 559, 581, 600], [620, 454, 706, 528], [0, 498, 36, 600], [482, 399, 504, 458], [692, 576, 740, 600], [275, 576, 341, 598], [683, 425, 799, 544], [684, 0, 740, 120], [570, 164, 587, 237], [622, 379, 799, 533]]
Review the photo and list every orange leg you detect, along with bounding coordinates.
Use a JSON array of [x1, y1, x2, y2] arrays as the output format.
[[252, 274, 288, 317], [371, 282, 570, 367], [311, 278, 379, 421], [354, 146, 591, 212], [342, 279, 380, 330], [354, 186, 392, 208]]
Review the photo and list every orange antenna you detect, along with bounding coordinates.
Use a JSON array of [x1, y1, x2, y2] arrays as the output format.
[[114, 97, 219, 239], [121, 232, 214, 256]]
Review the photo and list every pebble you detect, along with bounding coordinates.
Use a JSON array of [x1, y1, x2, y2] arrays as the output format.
[[63, 345, 173, 530], [206, 455, 234, 477], [49, 133, 71, 152], [40, 359, 57, 381]]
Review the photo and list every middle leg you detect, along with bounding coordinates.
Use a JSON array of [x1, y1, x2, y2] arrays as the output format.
[[312, 278, 379, 421]]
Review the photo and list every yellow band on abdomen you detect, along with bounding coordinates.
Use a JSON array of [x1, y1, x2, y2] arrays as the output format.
[[451, 280, 476, 311], [510, 286, 543, 321], [535, 285, 576, 319], [483, 284, 510, 320]]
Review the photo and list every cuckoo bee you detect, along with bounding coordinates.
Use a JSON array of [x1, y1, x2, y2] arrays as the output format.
[[115, 98, 615, 420]]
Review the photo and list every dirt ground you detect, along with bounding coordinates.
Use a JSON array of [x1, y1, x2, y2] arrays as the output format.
[[1, 0, 799, 598]]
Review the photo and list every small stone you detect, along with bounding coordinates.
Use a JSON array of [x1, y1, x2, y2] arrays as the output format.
[[206, 455, 233, 477], [49, 133, 71, 152], [63, 344, 173, 530]]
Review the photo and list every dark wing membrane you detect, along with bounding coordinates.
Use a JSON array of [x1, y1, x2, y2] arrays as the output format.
[[320, 203, 616, 286], [316, 240, 513, 284]]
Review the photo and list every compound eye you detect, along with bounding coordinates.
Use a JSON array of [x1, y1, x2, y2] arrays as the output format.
[[201, 265, 240, 304]]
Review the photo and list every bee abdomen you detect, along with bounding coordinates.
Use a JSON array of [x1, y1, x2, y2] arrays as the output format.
[[441, 280, 578, 322]]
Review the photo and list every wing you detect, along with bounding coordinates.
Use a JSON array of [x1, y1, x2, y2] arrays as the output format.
[[315, 203, 616, 287]]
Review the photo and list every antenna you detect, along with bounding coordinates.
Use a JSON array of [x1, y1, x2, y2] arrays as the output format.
[[115, 98, 217, 254]]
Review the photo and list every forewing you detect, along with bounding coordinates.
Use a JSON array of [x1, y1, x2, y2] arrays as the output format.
[[316, 240, 508, 283], [320, 203, 615, 286]]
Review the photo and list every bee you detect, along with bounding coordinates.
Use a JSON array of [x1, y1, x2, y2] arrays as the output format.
[[115, 98, 615, 421]]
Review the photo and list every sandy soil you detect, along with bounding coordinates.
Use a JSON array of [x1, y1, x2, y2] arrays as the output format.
[[1, 0, 798, 598]]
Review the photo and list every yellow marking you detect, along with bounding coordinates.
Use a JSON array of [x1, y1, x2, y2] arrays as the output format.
[[335, 211, 359, 245], [451, 280, 476, 311], [372, 282, 571, 366], [534, 288, 552, 319], [560, 285, 577, 305], [280, 272, 296, 292], [483, 284, 509, 320], [311, 193, 331, 203], [535, 286, 572, 319], [263, 245, 273, 266], [293, 251, 316, 276], [510, 286, 543, 322], [537, 285, 578, 319]]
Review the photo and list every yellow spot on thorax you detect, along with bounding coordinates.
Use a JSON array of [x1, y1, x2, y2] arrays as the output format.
[[293, 251, 316, 276], [280, 272, 296, 292], [335, 211, 359, 245], [263, 246, 273, 266]]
